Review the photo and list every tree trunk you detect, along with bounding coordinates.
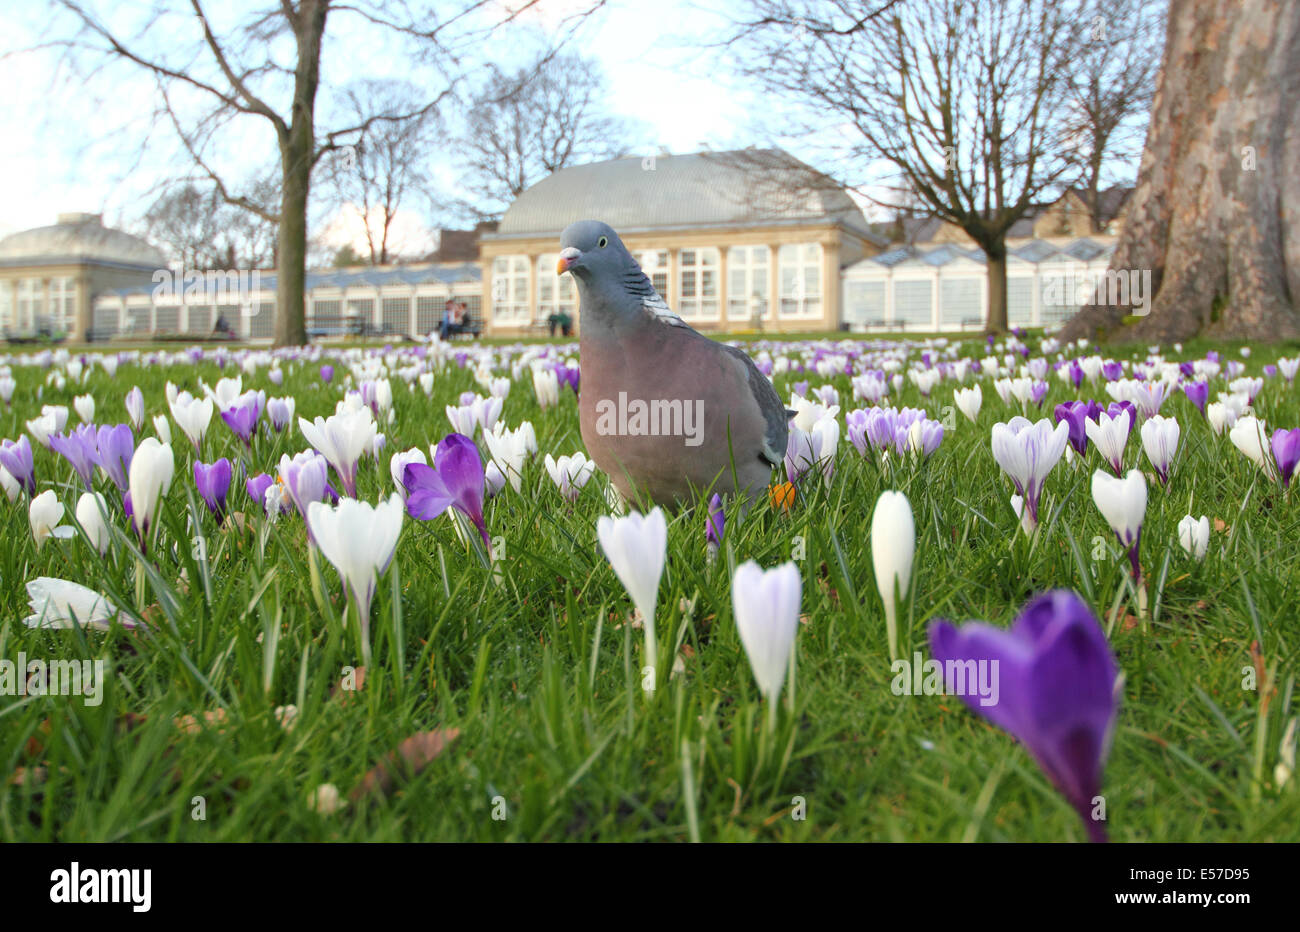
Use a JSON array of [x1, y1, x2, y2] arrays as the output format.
[[1061, 0, 1300, 343], [273, 1, 327, 348], [986, 245, 1009, 334]]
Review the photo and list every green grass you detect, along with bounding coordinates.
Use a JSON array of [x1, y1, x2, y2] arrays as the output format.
[[1, 335, 1299, 841]]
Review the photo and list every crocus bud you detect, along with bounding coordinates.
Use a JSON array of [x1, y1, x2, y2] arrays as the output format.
[[871, 490, 915, 662], [76, 491, 111, 555], [1176, 514, 1210, 561]]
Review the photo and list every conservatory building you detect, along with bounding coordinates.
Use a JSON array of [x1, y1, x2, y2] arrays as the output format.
[[479, 149, 889, 336], [840, 237, 1119, 333]]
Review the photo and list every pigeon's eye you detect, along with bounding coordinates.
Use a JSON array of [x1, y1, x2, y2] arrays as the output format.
[[598, 236, 608, 248]]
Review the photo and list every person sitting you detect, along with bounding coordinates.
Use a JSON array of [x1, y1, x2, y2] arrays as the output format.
[[440, 300, 463, 340]]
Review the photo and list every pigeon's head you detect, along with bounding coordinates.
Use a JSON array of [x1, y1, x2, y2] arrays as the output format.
[[556, 220, 635, 283]]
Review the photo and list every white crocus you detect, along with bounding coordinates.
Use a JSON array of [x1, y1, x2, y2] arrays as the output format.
[[30, 490, 76, 548], [954, 384, 982, 423], [532, 365, 560, 408], [1139, 414, 1180, 484], [597, 508, 667, 693], [298, 407, 378, 497], [76, 491, 111, 555], [389, 447, 428, 498], [543, 452, 596, 501], [169, 391, 214, 453], [871, 490, 915, 662], [26, 411, 59, 449], [1177, 514, 1210, 561], [731, 561, 802, 717], [128, 437, 175, 543], [25, 577, 127, 630], [990, 416, 1070, 531], [1229, 415, 1273, 477], [1, 465, 18, 503], [73, 393, 95, 424], [1085, 409, 1130, 474], [483, 422, 532, 493], [1206, 402, 1237, 436], [306, 493, 404, 664], [153, 413, 172, 445], [1091, 469, 1147, 547], [126, 386, 145, 431]]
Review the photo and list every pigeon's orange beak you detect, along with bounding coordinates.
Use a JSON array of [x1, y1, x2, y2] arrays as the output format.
[[557, 246, 581, 274]]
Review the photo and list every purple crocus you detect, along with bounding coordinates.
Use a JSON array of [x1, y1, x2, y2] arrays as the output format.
[[706, 493, 725, 555], [1102, 361, 1123, 382], [246, 473, 275, 513], [1271, 429, 1300, 487], [1029, 381, 1049, 408], [266, 397, 295, 433], [320, 364, 334, 383], [194, 458, 232, 523], [220, 391, 265, 446], [1182, 380, 1209, 416], [0, 436, 36, 495], [1053, 400, 1100, 457], [49, 424, 100, 490], [1105, 401, 1138, 438], [278, 451, 332, 525], [95, 424, 134, 492], [555, 364, 581, 394], [929, 590, 1121, 843], [402, 433, 490, 549]]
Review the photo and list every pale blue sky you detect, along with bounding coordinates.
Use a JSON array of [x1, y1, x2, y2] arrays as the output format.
[[0, 0, 779, 247]]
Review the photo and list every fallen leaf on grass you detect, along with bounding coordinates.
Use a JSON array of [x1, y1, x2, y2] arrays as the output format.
[[352, 728, 460, 801]]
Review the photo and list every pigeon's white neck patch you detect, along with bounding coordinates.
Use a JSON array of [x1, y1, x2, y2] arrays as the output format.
[[643, 292, 688, 328]]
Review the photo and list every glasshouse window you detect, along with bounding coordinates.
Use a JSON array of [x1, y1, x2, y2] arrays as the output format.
[[678, 247, 719, 319], [844, 280, 885, 328], [778, 243, 822, 317], [893, 279, 933, 328], [940, 278, 982, 328], [727, 245, 769, 322], [1008, 278, 1034, 327], [382, 297, 411, 334]]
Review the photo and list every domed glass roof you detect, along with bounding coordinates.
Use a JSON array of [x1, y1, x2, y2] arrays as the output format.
[[0, 213, 166, 269]]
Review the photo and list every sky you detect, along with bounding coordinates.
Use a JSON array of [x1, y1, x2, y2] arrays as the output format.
[[0, 0, 775, 254], [0, 1, 1149, 260]]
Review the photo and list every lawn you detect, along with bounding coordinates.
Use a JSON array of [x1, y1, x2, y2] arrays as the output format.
[[1, 333, 1298, 841]]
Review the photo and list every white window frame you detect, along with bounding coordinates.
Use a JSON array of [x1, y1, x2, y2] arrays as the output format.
[[778, 243, 823, 317], [727, 245, 769, 322], [636, 250, 671, 300], [536, 253, 577, 319], [491, 255, 530, 322], [677, 247, 720, 320]]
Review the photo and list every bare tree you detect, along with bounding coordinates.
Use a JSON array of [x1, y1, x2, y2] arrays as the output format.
[[458, 51, 638, 216], [142, 178, 278, 269], [319, 80, 439, 265], [1061, 0, 1164, 233], [727, 0, 1083, 333], [53, 0, 605, 345]]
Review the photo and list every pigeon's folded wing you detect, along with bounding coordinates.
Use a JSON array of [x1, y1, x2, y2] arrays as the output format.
[[723, 344, 789, 467]]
